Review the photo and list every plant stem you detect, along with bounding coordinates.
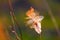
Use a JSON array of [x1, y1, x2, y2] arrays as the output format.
[[8, 0, 23, 40], [42, 0, 60, 36]]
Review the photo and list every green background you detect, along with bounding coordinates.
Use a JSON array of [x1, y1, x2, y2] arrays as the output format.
[[0, 0, 60, 40]]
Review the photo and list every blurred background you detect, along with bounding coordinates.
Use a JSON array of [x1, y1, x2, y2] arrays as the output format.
[[0, 0, 60, 40]]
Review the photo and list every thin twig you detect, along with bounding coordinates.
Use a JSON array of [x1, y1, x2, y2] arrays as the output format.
[[8, 0, 23, 40]]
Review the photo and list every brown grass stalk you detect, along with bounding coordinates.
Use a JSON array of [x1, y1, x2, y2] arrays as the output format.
[[8, 0, 23, 40]]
